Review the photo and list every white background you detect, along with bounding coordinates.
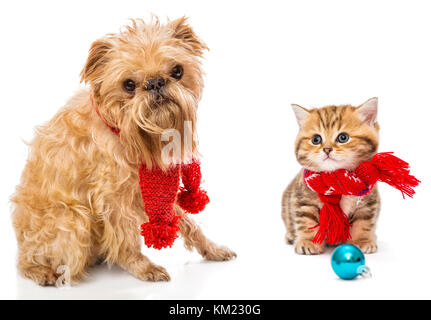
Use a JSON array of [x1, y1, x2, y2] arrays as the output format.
[[1, 0, 430, 300]]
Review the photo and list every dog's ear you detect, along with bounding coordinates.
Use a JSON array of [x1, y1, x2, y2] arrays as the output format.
[[169, 17, 208, 56], [80, 39, 112, 84]]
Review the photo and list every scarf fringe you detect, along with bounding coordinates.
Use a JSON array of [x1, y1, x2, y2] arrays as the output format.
[[177, 188, 209, 214], [141, 216, 181, 250], [312, 197, 351, 245], [369, 152, 421, 199]]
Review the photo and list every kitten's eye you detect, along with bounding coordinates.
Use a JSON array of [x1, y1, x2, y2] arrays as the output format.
[[336, 133, 350, 143], [171, 65, 184, 80], [123, 79, 136, 93], [311, 135, 322, 145]]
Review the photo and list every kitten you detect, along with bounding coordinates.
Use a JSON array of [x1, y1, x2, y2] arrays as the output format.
[[281, 98, 381, 255]]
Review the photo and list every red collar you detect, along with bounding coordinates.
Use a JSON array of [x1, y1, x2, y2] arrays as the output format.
[[90, 95, 120, 136]]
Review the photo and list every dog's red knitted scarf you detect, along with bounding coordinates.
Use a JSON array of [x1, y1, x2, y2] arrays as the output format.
[[303, 152, 420, 245], [91, 96, 209, 249]]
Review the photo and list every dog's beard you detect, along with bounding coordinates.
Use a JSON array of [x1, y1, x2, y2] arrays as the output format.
[[116, 86, 198, 168]]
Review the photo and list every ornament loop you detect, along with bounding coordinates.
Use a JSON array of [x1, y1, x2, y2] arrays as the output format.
[[357, 265, 372, 278]]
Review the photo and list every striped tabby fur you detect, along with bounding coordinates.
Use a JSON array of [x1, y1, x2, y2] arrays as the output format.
[[282, 98, 381, 254]]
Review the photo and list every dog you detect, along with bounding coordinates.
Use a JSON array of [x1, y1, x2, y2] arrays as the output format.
[[12, 17, 236, 286]]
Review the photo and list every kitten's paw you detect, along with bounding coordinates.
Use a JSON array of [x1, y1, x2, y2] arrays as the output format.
[[202, 245, 237, 261], [138, 264, 171, 282], [294, 239, 324, 255], [348, 240, 378, 254]]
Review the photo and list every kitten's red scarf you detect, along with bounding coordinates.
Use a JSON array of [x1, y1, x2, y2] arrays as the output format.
[[303, 152, 420, 244], [90, 95, 209, 249]]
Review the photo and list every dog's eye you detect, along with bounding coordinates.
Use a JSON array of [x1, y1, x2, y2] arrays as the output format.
[[171, 65, 184, 80], [336, 133, 350, 143], [123, 79, 136, 93], [311, 134, 322, 145]]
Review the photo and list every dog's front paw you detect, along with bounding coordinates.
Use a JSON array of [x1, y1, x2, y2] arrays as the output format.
[[347, 240, 378, 254], [202, 245, 237, 261], [22, 266, 59, 287], [294, 239, 324, 255], [138, 264, 171, 282]]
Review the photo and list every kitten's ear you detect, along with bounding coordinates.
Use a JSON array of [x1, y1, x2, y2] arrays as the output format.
[[80, 39, 113, 84], [169, 17, 208, 56], [291, 104, 310, 127], [357, 97, 378, 126]]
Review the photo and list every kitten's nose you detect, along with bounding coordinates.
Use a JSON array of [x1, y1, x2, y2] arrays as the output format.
[[323, 147, 333, 155], [145, 77, 165, 93]]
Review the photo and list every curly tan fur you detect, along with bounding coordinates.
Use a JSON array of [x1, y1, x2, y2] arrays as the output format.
[[11, 17, 235, 286]]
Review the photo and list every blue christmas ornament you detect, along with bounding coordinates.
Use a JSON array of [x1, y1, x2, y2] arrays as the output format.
[[331, 244, 371, 280]]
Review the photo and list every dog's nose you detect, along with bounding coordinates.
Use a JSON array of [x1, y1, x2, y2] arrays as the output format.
[[145, 77, 165, 93], [323, 147, 333, 155]]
